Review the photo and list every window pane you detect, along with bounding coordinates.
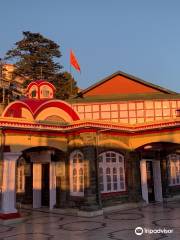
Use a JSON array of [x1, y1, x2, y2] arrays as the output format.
[[100, 184, 104, 191], [107, 183, 111, 191], [114, 183, 117, 190], [106, 168, 110, 174], [79, 168, 83, 175], [106, 157, 111, 163], [73, 169, 77, 175], [99, 167, 103, 174], [120, 182, 125, 189], [119, 156, 123, 162], [98, 155, 103, 163]]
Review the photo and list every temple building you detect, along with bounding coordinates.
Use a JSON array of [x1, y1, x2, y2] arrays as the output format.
[[0, 70, 180, 219]]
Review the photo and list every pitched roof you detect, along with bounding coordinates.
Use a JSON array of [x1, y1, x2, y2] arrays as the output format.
[[77, 71, 176, 97]]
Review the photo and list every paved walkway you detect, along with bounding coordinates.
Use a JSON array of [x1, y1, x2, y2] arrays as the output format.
[[0, 200, 180, 239]]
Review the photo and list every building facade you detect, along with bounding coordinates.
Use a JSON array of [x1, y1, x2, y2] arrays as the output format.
[[0, 71, 180, 219]]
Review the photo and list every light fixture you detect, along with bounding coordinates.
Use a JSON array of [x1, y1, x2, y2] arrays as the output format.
[[144, 145, 152, 150]]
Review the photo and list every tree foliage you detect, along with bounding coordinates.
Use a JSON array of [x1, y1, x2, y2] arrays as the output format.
[[5, 31, 78, 99], [53, 71, 78, 99]]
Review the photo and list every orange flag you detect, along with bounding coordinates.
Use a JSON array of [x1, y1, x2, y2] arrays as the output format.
[[70, 50, 81, 72]]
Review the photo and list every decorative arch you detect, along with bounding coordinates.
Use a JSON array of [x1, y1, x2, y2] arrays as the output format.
[[34, 100, 80, 121], [2, 101, 34, 118], [2, 99, 80, 122], [134, 140, 180, 151], [131, 131, 180, 149], [35, 107, 73, 122]]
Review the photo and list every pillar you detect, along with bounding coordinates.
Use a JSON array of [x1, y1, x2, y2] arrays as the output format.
[[33, 163, 42, 208], [49, 162, 56, 209], [127, 151, 142, 202], [82, 145, 101, 210], [0, 152, 21, 218]]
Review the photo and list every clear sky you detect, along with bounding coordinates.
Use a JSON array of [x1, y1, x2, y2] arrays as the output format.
[[1, 0, 180, 92]]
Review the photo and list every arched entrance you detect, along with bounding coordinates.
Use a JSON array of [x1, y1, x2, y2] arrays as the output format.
[[136, 142, 180, 203], [16, 146, 65, 209]]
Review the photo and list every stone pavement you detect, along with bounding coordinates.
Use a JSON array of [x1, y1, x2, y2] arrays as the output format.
[[0, 200, 180, 240]]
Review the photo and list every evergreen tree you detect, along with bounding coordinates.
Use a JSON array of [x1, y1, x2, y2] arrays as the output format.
[[5, 31, 62, 85], [5, 31, 79, 99], [53, 71, 78, 99]]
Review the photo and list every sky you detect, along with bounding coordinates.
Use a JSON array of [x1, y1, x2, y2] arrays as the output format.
[[1, 0, 180, 92]]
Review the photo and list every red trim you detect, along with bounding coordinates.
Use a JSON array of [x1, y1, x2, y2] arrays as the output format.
[[1, 122, 180, 137], [26, 81, 55, 92], [34, 101, 80, 120], [3, 102, 33, 118], [3, 100, 80, 121], [4, 129, 66, 137], [0, 212, 21, 220]]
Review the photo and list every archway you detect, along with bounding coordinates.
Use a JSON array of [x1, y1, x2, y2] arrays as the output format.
[[135, 142, 180, 203], [16, 146, 66, 209]]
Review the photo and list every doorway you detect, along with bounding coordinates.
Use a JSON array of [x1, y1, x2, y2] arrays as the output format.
[[140, 159, 163, 203], [146, 161, 155, 202], [41, 163, 50, 207]]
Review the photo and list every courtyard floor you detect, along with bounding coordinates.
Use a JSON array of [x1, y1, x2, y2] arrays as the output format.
[[0, 200, 180, 240]]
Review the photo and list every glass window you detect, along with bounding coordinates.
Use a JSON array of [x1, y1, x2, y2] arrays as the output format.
[[128, 103, 136, 110], [155, 109, 162, 117], [146, 109, 154, 117], [85, 105, 91, 112], [70, 150, 84, 196], [101, 104, 110, 111], [137, 110, 144, 117], [42, 87, 49, 97], [98, 151, 126, 193], [111, 104, 118, 111], [145, 101, 153, 109], [136, 102, 143, 110], [155, 101, 162, 109], [120, 111, 128, 118], [99, 167, 104, 191], [120, 103, 128, 110], [17, 158, 25, 193], [168, 154, 180, 186], [31, 90, 36, 98]]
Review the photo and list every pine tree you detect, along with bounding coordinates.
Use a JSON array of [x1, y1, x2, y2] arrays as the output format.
[[53, 71, 78, 99], [5, 31, 62, 85], [5, 31, 78, 99]]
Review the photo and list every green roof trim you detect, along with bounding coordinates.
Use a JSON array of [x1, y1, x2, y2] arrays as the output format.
[[68, 93, 180, 104], [76, 71, 177, 98]]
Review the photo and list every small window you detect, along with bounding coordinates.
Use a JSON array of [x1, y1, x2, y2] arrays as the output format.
[[31, 90, 36, 98], [42, 86, 50, 98]]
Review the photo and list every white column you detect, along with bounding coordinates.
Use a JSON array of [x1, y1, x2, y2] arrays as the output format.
[[33, 163, 42, 208], [49, 162, 56, 209], [0, 152, 21, 214], [140, 160, 149, 203], [153, 160, 163, 202]]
